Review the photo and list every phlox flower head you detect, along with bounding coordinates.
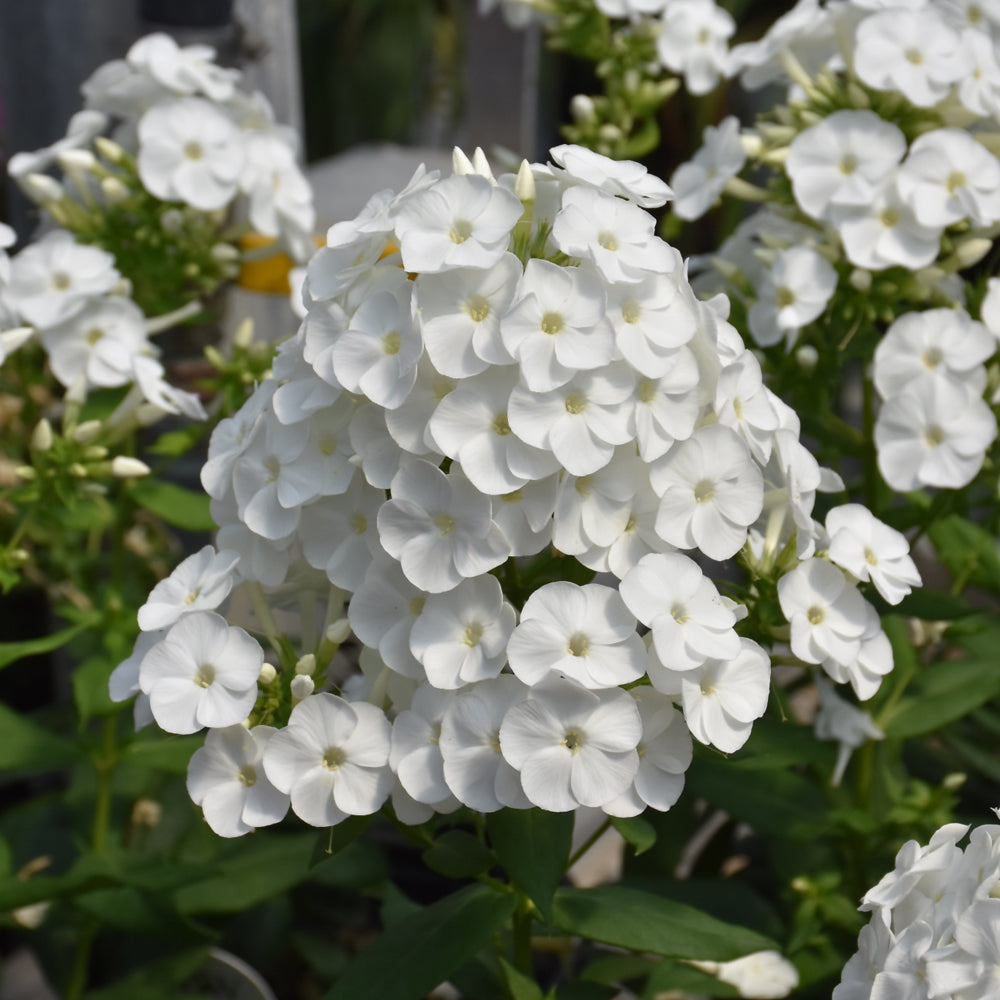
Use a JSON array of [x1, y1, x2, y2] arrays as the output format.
[[670, 116, 746, 221]]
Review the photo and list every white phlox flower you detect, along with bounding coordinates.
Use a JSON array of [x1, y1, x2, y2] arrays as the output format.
[[620, 552, 742, 675], [507, 580, 646, 689], [5, 230, 119, 330], [499, 675, 642, 812], [670, 116, 746, 221], [201, 381, 276, 502], [689, 951, 799, 999], [126, 32, 240, 102], [656, 0, 735, 96], [874, 374, 997, 491], [713, 351, 781, 464], [263, 692, 393, 827], [897, 129, 1000, 228], [240, 130, 316, 250], [137, 98, 244, 211], [873, 308, 994, 401], [108, 630, 161, 730], [393, 173, 523, 273], [138, 611, 263, 734], [187, 725, 289, 837], [825, 504, 921, 605], [439, 675, 532, 812], [382, 355, 454, 459], [8, 109, 109, 182], [552, 186, 673, 283], [548, 144, 672, 208], [785, 110, 907, 223], [853, 8, 964, 107], [490, 475, 559, 558], [631, 355, 701, 463], [137, 544, 240, 631], [748, 245, 837, 348], [377, 458, 510, 593], [604, 688, 692, 817], [408, 574, 516, 689], [777, 558, 868, 668], [500, 257, 615, 392], [956, 27, 1000, 118], [814, 676, 885, 787], [830, 603, 893, 701], [652, 424, 764, 561]]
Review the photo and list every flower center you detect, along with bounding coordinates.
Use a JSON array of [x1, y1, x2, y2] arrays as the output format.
[[238, 765, 257, 787], [922, 347, 943, 369], [463, 294, 491, 322], [185, 588, 201, 605], [567, 633, 590, 657], [904, 47, 923, 65], [622, 301, 641, 324], [318, 434, 338, 456], [433, 377, 453, 401], [322, 747, 346, 770], [925, 424, 945, 447], [864, 546, 879, 566], [350, 512, 368, 535], [434, 512, 456, 536], [946, 171, 967, 195], [598, 231, 619, 252], [624, 512, 637, 534], [489, 731, 502, 754], [540, 312, 565, 336], [51, 271, 71, 291], [694, 479, 715, 503], [85, 326, 105, 345], [409, 596, 426, 617], [382, 331, 401, 355], [806, 605, 825, 625], [562, 729, 585, 753], [462, 622, 484, 647], [775, 286, 796, 309], [194, 663, 216, 688], [839, 153, 858, 176], [492, 412, 512, 436], [564, 391, 587, 415], [449, 219, 473, 244], [671, 603, 689, 624], [501, 488, 524, 503], [184, 141, 204, 160], [880, 207, 900, 229], [969, 3, 982, 22], [698, 26, 711, 44], [265, 455, 281, 482], [637, 378, 657, 404], [733, 397, 744, 420]]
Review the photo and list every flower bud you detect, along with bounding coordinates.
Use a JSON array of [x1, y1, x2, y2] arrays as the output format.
[[954, 237, 992, 269], [131, 797, 163, 828], [15, 466, 36, 481], [94, 136, 127, 164], [111, 456, 150, 478], [22, 173, 65, 204], [514, 159, 536, 204], [100, 176, 130, 204], [472, 147, 496, 184], [160, 208, 184, 233], [209, 242, 240, 263], [82, 446, 109, 461], [233, 317, 255, 350], [795, 345, 818, 372], [325, 618, 352, 645], [259, 663, 277, 685], [72, 419, 103, 444], [848, 268, 872, 292], [452, 147, 475, 175], [570, 94, 596, 123], [295, 653, 316, 676], [30, 419, 53, 453], [290, 674, 315, 702], [57, 149, 99, 174]]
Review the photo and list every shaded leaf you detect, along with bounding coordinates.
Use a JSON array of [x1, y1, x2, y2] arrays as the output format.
[[0, 615, 99, 669], [423, 830, 495, 879], [130, 479, 215, 532], [610, 816, 656, 856]]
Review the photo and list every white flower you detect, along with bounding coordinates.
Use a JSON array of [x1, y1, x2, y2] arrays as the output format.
[[826, 504, 921, 605], [240, 130, 315, 247], [263, 692, 393, 827], [748, 246, 837, 348], [499, 676, 642, 812], [490, 475, 558, 558], [138, 545, 240, 631], [897, 129, 1000, 228], [507, 581, 646, 689], [500, 257, 614, 392], [108, 630, 160, 730], [652, 425, 763, 561], [670, 116, 746, 221], [390, 685, 460, 808], [408, 574, 516, 689], [874, 374, 996, 492], [620, 552, 741, 674], [814, 676, 885, 787], [714, 352, 781, 464], [127, 32, 240, 101], [777, 559, 867, 667], [5, 230, 119, 329], [785, 111, 906, 222], [552, 186, 673, 284], [853, 8, 963, 107], [690, 951, 799, 999], [656, 0, 735, 95], [548, 144, 672, 208], [137, 98, 244, 211], [138, 612, 263, 734], [439, 675, 532, 812], [187, 725, 289, 837], [392, 173, 523, 273], [377, 458, 510, 593]]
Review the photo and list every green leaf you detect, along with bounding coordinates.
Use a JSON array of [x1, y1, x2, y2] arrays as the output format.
[[324, 883, 517, 1000], [120, 733, 205, 775], [129, 479, 215, 532], [83, 946, 212, 1000], [309, 815, 372, 867], [610, 816, 656, 856], [928, 515, 1000, 593], [0, 615, 99, 669], [423, 830, 496, 879], [882, 656, 1000, 738], [0, 703, 78, 772], [892, 589, 973, 621], [498, 957, 546, 1000], [550, 886, 777, 962], [487, 808, 573, 920], [72, 655, 118, 724], [147, 425, 206, 458], [643, 959, 738, 998]]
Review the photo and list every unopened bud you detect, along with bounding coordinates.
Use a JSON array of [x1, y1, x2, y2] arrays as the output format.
[[57, 149, 98, 174], [943, 772, 967, 791], [846, 82, 870, 108], [452, 147, 475, 175], [135, 404, 164, 427], [131, 797, 162, 828], [15, 466, 36, 481], [598, 123, 623, 143], [72, 419, 102, 444], [82, 445, 108, 461], [795, 345, 818, 372], [160, 208, 184, 233], [111, 456, 150, 478], [514, 159, 536, 204], [94, 136, 127, 164], [100, 176, 130, 204], [209, 242, 240, 263], [848, 268, 872, 292], [258, 663, 277, 685], [739, 133, 764, 158], [570, 94, 596, 123], [30, 419, 53, 453], [471, 147, 495, 183], [23, 173, 65, 204], [233, 317, 255, 350], [204, 345, 226, 370], [290, 674, 315, 702], [295, 653, 316, 676], [955, 237, 993, 269], [325, 618, 352, 645], [69, 462, 88, 478]]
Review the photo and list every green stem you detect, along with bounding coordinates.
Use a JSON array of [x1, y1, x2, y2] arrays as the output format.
[[861, 373, 879, 510], [91, 716, 117, 855], [512, 897, 534, 977], [567, 817, 612, 869], [65, 924, 97, 1000]]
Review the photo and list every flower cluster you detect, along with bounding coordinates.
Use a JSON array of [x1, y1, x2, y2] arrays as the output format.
[[836, 814, 1000, 1000], [10, 32, 315, 316], [118, 143, 916, 837]]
